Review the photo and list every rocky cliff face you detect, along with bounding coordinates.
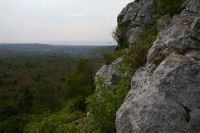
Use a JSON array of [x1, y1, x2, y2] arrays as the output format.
[[96, 0, 200, 132], [118, 0, 154, 44], [115, 0, 200, 132]]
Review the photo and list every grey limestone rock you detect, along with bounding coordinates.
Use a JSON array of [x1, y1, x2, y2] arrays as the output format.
[[116, 0, 200, 132], [96, 57, 123, 90], [117, 0, 154, 44], [117, 0, 153, 28], [148, 6, 200, 64], [116, 52, 200, 133]]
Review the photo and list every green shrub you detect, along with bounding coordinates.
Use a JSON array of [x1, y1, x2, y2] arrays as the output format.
[[86, 76, 116, 133], [64, 123, 81, 133], [112, 24, 129, 50], [124, 23, 158, 73], [123, 0, 186, 72], [153, 0, 185, 17], [65, 59, 94, 101], [25, 109, 83, 133], [0, 115, 29, 133], [113, 50, 126, 59], [32, 79, 65, 113], [64, 97, 87, 113], [85, 75, 131, 133], [65, 71, 93, 100], [102, 53, 114, 65]]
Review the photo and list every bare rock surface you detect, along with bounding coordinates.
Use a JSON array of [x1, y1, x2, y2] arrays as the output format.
[[116, 53, 200, 133], [117, 0, 154, 44], [116, 0, 200, 132], [96, 57, 123, 90], [95, 0, 155, 89]]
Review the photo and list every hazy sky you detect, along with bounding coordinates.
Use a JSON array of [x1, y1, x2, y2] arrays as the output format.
[[0, 0, 131, 43]]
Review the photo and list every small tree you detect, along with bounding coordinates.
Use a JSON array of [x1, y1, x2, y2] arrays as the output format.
[[86, 76, 117, 133], [102, 53, 114, 65], [112, 24, 129, 50]]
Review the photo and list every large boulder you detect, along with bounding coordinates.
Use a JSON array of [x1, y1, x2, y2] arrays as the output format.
[[116, 0, 200, 132], [96, 57, 123, 90]]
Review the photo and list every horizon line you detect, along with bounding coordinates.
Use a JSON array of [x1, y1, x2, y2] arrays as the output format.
[[0, 42, 117, 46]]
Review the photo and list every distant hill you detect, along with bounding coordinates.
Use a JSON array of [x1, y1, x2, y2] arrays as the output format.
[[0, 43, 116, 59]]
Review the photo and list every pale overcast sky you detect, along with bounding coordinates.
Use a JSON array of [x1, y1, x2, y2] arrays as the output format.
[[0, 0, 131, 43]]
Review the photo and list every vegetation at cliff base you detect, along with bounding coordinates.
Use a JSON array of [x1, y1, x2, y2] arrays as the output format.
[[84, 74, 131, 133], [0, 54, 103, 133], [102, 53, 115, 65]]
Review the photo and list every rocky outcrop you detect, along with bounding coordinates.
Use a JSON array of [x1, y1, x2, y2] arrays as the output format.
[[116, 52, 200, 133], [96, 57, 123, 90], [96, 0, 154, 90], [116, 0, 200, 133], [117, 0, 154, 43]]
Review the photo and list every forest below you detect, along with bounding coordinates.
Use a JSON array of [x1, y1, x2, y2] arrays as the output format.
[[0, 44, 115, 133]]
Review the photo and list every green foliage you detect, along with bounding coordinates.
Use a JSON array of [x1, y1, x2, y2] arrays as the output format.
[[25, 111, 83, 133], [23, 59, 97, 133], [0, 115, 29, 133], [102, 53, 114, 65], [101, 1, 186, 132], [113, 0, 186, 60], [153, 0, 185, 17], [17, 87, 33, 114], [113, 49, 126, 59], [65, 72, 91, 99], [64, 96, 87, 113], [130, 0, 185, 17], [51, 1, 186, 133], [32, 79, 65, 113], [65, 59, 94, 101], [0, 55, 102, 133], [124, 23, 158, 73], [112, 24, 129, 50], [86, 76, 116, 133], [0, 93, 19, 118], [25, 97, 86, 133], [121, 0, 185, 73], [85, 75, 131, 133], [61, 123, 81, 133]]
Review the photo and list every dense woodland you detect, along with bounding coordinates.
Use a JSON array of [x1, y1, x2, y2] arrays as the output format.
[[0, 45, 114, 133]]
